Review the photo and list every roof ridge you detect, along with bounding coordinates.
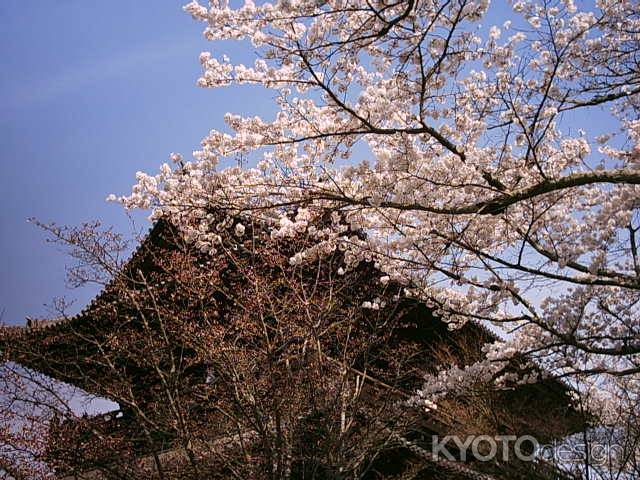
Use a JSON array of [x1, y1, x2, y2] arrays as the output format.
[[6, 222, 162, 335]]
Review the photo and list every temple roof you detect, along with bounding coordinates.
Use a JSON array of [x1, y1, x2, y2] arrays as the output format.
[[5, 221, 168, 336], [1, 216, 586, 479], [0, 220, 179, 399], [0, 216, 580, 410]]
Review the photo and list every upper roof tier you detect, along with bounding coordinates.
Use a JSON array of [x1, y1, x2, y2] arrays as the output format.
[[0, 215, 584, 446]]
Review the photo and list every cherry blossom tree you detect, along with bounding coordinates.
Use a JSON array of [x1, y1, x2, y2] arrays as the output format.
[[117, 0, 639, 387], [0, 362, 73, 480], [111, 0, 639, 474]]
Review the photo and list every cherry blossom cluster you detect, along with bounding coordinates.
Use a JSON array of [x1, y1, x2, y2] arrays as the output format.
[[116, 0, 640, 424]]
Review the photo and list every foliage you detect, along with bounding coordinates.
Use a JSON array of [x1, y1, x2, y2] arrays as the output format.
[[117, 0, 640, 476]]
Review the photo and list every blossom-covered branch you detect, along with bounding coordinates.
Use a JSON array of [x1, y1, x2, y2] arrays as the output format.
[[115, 0, 640, 456]]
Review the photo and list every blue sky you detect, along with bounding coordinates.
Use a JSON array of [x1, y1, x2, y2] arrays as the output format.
[[0, 1, 277, 325]]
